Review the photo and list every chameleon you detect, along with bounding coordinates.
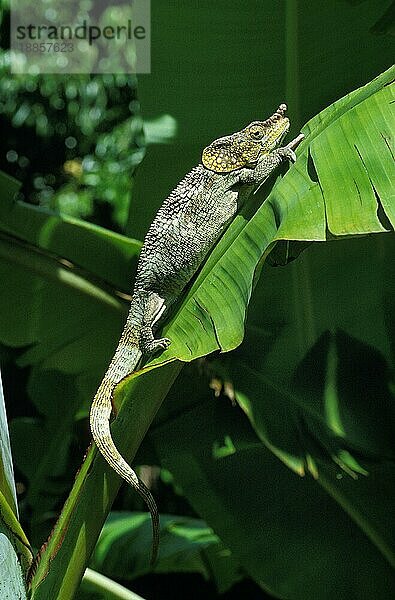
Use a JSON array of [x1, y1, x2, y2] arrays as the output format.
[[90, 103, 304, 564]]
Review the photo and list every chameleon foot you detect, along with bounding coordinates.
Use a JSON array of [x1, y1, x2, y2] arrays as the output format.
[[140, 333, 171, 355], [278, 146, 297, 163], [150, 337, 171, 353]]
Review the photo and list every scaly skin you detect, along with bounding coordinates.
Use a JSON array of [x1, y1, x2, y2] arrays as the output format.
[[90, 104, 304, 564]]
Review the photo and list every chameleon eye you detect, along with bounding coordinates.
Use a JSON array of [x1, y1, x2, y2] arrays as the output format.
[[249, 125, 264, 139]]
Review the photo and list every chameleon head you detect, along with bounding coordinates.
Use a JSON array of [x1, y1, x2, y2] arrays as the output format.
[[202, 103, 290, 173]]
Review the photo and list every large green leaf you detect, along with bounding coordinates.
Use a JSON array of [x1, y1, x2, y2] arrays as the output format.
[[143, 236, 395, 599], [148, 67, 394, 364], [9, 371, 87, 544], [0, 174, 139, 548], [25, 69, 395, 598], [0, 368, 32, 579], [149, 381, 395, 599], [0, 533, 27, 600], [0, 370, 17, 518], [28, 362, 181, 600], [130, 0, 394, 240], [0, 171, 141, 293], [222, 234, 395, 470], [0, 170, 138, 363], [0, 2, 392, 598]]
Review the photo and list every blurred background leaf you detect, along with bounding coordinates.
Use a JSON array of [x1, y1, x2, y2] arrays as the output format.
[[0, 67, 143, 229], [90, 512, 242, 593], [150, 341, 395, 599]]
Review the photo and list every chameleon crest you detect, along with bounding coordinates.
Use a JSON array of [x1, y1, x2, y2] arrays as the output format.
[[202, 104, 290, 173]]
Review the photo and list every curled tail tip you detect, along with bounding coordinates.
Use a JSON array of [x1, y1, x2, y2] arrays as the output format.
[[151, 513, 160, 566], [150, 519, 160, 566], [150, 545, 159, 567]]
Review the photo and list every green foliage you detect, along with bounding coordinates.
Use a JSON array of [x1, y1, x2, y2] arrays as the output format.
[[151, 359, 395, 600], [0, 67, 389, 599], [149, 235, 395, 600], [90, 512, 242, 593], [145, 67, 394, 365], [0, 71, 142, 228], [0, 6, 143, 229], [0, 2, 394, 599]]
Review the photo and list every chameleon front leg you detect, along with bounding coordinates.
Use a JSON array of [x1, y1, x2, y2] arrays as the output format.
[[238, 133, 304, 185]]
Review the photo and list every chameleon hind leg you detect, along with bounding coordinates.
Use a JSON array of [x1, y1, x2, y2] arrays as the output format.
[[139, 292, 171, 354]]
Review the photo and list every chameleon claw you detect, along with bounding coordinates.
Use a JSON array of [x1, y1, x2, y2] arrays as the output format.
[[278, 134, 304, 163], [287, 133, 305, 151], [145, 337, 171, 354], [156, 337, 171, 350]]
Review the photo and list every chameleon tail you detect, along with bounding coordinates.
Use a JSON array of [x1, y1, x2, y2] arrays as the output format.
[[89, 344, 160, 565]]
